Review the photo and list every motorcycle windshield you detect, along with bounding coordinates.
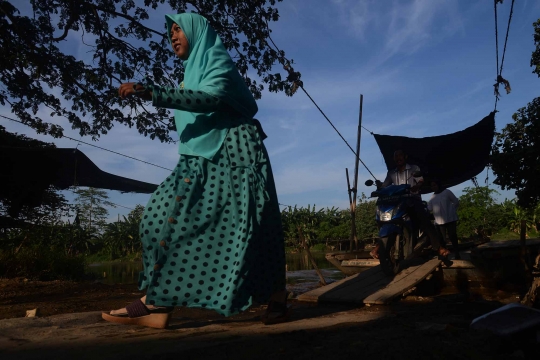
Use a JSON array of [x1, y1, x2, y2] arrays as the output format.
[[373, 184, 410, 197]]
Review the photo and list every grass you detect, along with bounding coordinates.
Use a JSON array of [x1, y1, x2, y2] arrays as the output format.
[[0, 246, 88, 281], [285, 243, 330, 254], [490, 228, 539, 241], [85, 251, 142, 264]]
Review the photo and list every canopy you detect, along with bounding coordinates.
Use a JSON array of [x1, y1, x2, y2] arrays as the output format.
[[373, 112, 495, 194], [0, 147, 159, 193], [0, 147, 159, 219]]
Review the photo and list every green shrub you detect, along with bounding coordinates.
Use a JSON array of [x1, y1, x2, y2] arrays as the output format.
[[310, 243, 327, 252]]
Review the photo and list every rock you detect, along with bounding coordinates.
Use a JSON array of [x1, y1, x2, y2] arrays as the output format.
[[25, 308, 39, 317]]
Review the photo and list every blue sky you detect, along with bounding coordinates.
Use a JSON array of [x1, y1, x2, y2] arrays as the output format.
[[2, 0, 540, 221]]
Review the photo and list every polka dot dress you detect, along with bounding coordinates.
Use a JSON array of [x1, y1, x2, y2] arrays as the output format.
[[138, 120, 286, 316]]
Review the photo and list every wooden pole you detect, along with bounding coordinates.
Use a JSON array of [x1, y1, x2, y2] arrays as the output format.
[[352, 94, 364, 250], [346, 168, 356, 252], [520, 220, 532, 279], [298, 226, 327, 286]]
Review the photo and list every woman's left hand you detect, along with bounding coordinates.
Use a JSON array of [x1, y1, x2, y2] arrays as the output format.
[[118, 82, 152, 101]]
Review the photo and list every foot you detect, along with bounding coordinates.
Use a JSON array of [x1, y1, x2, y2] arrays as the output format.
[[261, 290, 291, 325], [109, 296, 164, 315], [103, 298, 174, 329], [438, 247, 450, 257], [370, 244, 380, 259]]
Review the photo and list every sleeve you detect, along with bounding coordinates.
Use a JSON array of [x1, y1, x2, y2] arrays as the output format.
[[427, 195, 434, 211], [381, 171, 393, 187], [412, 165, 424, 184], [447, 189, 459, 208], [146, 83, 227, 113]]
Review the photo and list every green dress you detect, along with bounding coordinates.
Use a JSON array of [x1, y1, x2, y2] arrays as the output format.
[[138, 13, 285, 317]]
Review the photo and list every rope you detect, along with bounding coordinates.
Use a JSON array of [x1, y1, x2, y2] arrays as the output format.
[[0, 114, 174, 172], [493, 0, 515, 111], [361, 125, 374, 135], [494, 0, 500, 81], [493, 0, 500, 110], [499, 0, 515, 77]]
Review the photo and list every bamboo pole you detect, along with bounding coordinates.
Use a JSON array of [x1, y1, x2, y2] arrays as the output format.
[[352, 94, 364, 250], [346, 168, 356, 252]]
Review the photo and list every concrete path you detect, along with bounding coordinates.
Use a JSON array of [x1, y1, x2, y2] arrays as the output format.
[[0, 306, 390, 360]]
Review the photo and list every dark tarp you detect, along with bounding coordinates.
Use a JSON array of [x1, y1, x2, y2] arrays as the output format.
[[373, 112, 495, 194], [0, 147, 159, 215], [0, 147, 159, 193]]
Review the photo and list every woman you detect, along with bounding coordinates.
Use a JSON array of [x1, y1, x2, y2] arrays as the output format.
[[428, 180, 460, 259], [102, 13, 288, 329]]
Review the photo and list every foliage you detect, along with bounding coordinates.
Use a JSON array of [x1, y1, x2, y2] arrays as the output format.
[[355, 193, 378, 242], [504, 200, 535, 236], [491, 19, 540, 209], [73, 187, 114, 235], [531, 18, 540, 77], [0, 202, 146, 279], [0, 0, 297, 143], [0, 245, 87, 281], [281, 204, 323, 250], [101, 204, 144, 260], [456, 186, 500, 238], [280, 195, 379, 250], [491, 97, 540, 208]]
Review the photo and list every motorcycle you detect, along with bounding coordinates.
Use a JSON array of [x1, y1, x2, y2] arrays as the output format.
[[365, 179, 429, 276], [371, 183, 414, 275]]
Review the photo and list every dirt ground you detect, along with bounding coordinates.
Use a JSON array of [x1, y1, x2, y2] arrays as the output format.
[[1, 278, 539, 359]]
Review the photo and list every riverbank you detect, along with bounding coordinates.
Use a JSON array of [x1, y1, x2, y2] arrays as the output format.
[[1, 277, 538, 359]]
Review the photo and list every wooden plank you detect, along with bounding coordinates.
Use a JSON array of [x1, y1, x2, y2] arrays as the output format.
[[318, 266, 391, 304], [297, 266, 390, 303], [475, 238, 540, 250], [341, 259, 379, 267], [447, 259, 475, 269], [363, 259, 442, 305]]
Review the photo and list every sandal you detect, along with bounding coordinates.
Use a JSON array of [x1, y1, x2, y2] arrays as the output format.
[[438, 247, 450, 257], [102, 299, 173, 329], [261, 293, 292, 325]]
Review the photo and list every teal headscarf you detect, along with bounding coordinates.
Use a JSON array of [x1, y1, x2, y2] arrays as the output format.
[[165, 13, 258, 160]]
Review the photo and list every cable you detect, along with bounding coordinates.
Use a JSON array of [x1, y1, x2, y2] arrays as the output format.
[[69, 189, 134, 211], [0, 114, 174, 172], [264, 30, 378, 180]]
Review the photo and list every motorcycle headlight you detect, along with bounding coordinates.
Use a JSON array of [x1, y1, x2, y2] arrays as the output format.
[[380, 211, 392, 221], [380, 206, 398, 221]]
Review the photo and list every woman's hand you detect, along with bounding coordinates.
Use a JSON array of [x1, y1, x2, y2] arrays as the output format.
[[118, 82, 152, 101]]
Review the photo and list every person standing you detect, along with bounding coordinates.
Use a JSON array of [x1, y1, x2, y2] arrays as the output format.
[[428, 180, 460, 259], [102, 13, 288, 328]]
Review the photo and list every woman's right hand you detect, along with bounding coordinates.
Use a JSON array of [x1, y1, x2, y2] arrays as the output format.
[[118, 82, 152, 101]]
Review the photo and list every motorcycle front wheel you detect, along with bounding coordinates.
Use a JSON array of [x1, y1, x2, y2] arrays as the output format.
[[378, 234, 398, 276]]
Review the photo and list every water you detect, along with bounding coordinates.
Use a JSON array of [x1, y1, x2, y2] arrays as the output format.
[[87, 252, 345, 295]]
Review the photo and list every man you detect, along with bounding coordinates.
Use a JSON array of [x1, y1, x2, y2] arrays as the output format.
[[377, 150, 423, 194], [370, 150, 449, 259]]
